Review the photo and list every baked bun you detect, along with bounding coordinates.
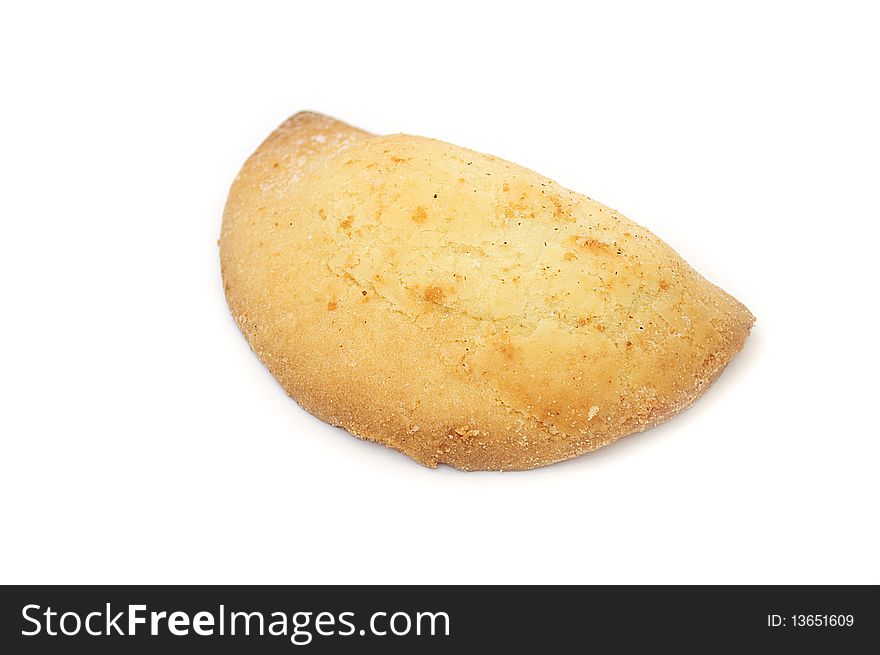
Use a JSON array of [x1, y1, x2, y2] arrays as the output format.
[[220, 112, 754, 470]]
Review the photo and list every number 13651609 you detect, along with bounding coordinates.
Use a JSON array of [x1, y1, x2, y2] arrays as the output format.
[[768, 614, 854, 628]]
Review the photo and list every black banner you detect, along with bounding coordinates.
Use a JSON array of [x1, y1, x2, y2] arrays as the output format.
[[1, 585, 875, 652]]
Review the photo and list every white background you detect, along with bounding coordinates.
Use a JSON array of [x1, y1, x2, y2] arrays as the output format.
[[2, 1, 878, 584]]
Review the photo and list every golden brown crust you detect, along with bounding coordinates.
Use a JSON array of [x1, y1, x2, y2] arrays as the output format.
[[219, 112, 754, 471]]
